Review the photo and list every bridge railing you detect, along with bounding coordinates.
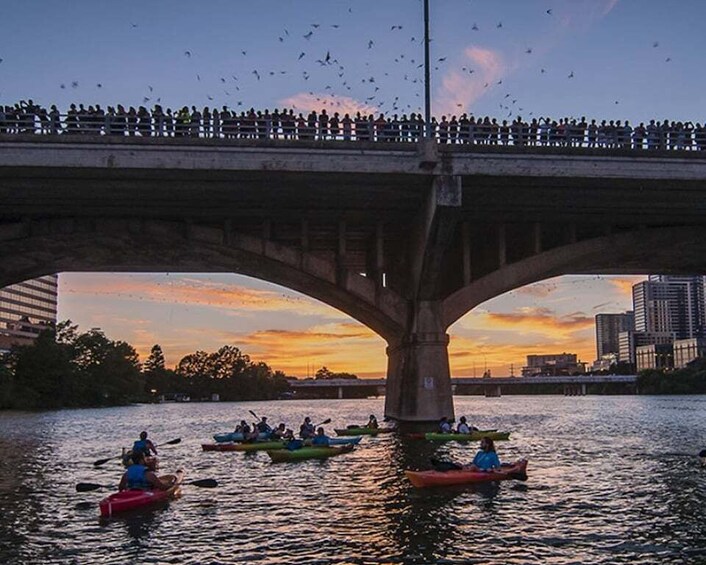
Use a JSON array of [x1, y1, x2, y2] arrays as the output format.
[[2, 112, 706, 152]]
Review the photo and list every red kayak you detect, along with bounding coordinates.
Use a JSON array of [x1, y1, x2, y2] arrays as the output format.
[[99, 470, 184, 517], [405, 459, 528, 488]]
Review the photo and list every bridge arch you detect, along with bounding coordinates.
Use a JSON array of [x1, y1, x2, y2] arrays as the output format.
[[0, 218, 409, 342], [443, 225, 706, 329]]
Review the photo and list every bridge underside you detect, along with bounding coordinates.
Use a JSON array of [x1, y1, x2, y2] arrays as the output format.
[[2, 139, 706, 422]]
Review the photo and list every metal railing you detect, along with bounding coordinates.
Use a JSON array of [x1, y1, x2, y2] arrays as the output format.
[[2, 110, 706, 151]]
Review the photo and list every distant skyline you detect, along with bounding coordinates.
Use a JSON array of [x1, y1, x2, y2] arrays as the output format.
[[5, 0, 702, 376]]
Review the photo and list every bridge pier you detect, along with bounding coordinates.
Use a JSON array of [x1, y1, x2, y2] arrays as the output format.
[[384, 331, 454, 423]]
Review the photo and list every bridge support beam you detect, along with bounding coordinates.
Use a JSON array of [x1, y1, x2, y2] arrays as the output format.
[[384, 301, 454, 423]]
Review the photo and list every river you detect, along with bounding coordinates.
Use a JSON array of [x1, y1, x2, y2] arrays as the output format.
[[1, 395, 705, 564]]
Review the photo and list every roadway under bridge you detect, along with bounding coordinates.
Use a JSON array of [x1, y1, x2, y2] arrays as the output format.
[[1, 135, 705, 422]]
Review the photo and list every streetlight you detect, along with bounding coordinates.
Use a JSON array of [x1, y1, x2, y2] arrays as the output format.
[[423, 0, 432, 138]]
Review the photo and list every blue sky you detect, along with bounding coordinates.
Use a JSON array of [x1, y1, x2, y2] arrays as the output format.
[[3, 0, 700, 375]]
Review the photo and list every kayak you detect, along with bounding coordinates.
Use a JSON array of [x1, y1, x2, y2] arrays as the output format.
[[334, 427, 395, 436], [406, 429, 497, 440], [424, 431, 511, 442], [99, 470, 184, 517], [405, 459, 528, 488], [203, 441, 284, 452], [267, 444, 354, 463], [203, 436, 362, 452], [121, 452, 158, 468], [213, 432, 269, 443]]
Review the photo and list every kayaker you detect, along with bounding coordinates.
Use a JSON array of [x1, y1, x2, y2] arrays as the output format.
[[467, 437, 501, 472], [366, 415, 379, 429], [700, 449, 706, 466], [119, 452, 170, 491], [132, 431, 158, 458], [311, 427, 331, 447], [439, 416, 453, 433], [234, 420, 251, 434], [270, 423, 287, 439], [255, 417, 273, 435], [456, 416, 478, 434], [299, 417, 316, 439]]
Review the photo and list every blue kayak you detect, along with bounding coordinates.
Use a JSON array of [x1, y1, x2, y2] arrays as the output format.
[[329, 436, 362, 446]]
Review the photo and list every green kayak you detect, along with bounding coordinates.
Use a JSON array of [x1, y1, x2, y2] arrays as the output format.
[[334, 427, 395, 436], [267, 444, 354, 463], [424, 431, 511, 442]]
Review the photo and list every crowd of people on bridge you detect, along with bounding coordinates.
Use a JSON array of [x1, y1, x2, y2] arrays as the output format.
[[2, 99, 706, 151]]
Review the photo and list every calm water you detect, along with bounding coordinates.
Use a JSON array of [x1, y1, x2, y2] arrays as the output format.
[[1, 396, 706, 564]]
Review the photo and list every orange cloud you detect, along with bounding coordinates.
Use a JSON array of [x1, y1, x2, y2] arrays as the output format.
[[459, 306, 593, 340], [448, 332, 595, 377], [436, 46, 505, 115], [215, 322, 386, 378], [278, 93, 378, 115], [607, 275, 644, 298], [63, 274, 345, 319]]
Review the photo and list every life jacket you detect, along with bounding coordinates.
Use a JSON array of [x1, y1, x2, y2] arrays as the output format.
[[126, 464, 151, 490], [311, 435, 330, 446], [133, 439, 149, 456]]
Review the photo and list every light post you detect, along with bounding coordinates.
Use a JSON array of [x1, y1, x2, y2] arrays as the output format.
[[423, 0, 432, 138]]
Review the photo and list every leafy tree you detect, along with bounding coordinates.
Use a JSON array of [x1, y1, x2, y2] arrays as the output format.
[[315, 366, 358, 380]]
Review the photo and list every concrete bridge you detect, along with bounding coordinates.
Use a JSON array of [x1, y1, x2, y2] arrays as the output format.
[[2, 134, 706, 422], [289, 375, 638, 399]]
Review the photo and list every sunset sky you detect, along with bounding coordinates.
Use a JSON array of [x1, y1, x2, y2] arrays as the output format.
[[3, 0, 701, 376]]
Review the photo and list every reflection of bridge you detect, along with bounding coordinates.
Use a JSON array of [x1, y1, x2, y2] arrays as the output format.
[[290, 375, 639, 398], [2, 134, 705, 422]]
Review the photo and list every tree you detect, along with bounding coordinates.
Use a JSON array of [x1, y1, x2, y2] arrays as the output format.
[[144, 344, 166, 373]]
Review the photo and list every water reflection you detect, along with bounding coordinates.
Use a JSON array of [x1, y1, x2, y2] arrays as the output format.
[[0, 397, 705, 564]]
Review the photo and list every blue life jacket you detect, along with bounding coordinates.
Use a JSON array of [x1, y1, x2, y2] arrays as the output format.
[[472, 451, 501, 471], [133, 439, 149, 456], [126, 464, 151, 489], [311, 435, 330, 446], [286, 439, 304, 451]]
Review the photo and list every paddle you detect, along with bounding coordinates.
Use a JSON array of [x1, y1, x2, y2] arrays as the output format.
[[76, 478, 218, 492], [316, 418, 332, 427], [93, 438, 182, 467]]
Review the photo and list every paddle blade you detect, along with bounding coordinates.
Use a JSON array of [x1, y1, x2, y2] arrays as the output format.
[[319, 418, 332, 426], [249, 410, 259, 419], [189, 478, 218, 488], [76, 483, 104, 492], [93, 458, 111, 467], [164, 438, 181, 446]]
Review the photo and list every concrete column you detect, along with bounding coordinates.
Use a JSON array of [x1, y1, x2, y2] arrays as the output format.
[[498, 223, 507, 267], [533, 222, 542, 254], [581, 383, 587, 395], [384, 300, 454, 423], [462, 221, 471, 284], [337, 386, 343, 399]]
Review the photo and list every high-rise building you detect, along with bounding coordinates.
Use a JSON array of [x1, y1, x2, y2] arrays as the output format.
[[0, 275, 58, 352], [634, 276, 705, 339], [522, 353, 585, 377], [595, 312, 634, 359]]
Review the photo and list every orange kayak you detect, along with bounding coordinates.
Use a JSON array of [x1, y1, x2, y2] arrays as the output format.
[[405, 459, 528, 488]]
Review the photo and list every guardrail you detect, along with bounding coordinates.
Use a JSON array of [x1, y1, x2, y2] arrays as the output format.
[[2, 111, 706, 151]]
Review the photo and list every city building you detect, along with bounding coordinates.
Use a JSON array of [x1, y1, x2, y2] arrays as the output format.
[[633, 276, 705, 339], [595, 312, 634, 359], [0, 275, 58, 353], [618, 330, 674, 366], [635, 343, 674, 372], [673, 337, 706, 369], [522, 353, 585, 377]]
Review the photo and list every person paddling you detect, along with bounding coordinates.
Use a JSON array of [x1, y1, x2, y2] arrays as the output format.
[[311, 427, 331, 447], [439, 416, 453, 433], [255, 417, 273, 435], [467, 437, 501, 472], [132, 431, 158, 458], [119, 452, 170, 491], [299, 417, 316, 439], [366, 415, 379, 429], [270, 423, 287, 440]]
